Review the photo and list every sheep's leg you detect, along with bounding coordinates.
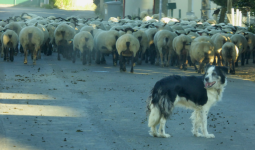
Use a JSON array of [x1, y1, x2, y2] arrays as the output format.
[[24, 48, 28, 64], [245, 51, 249, 64], [198, 61, 203, 74], [15, 45, 18, 56], [4, 48, 7, 61], [253, 50, 255, 63], [232, 60, 235, 74], [20, 45, 24, 53], [47, 44, 52, 56], [73, 48, 77, 63], [240, 52, 245, 66], [137, 49, 142, 65], [213, 55, 217, 65], [155, 51, 160, 66], [82, 50, 87, 65], [183, 53, 188, 71], [112, 50, 117, 66], [218, 54, 223, 66], [38, 49, 41, 59], [145, 48, 149, 63], [57, 45, 61, 61], [100, 53, 106, 64], [95, 50, 101, 64], [130, 55, 135, 73], [1, 47, 3, 58], [88, 50, 92, 65], [33, 48, 38, 65], [160, 52, 164, 67], [235, 55, 239, 67], [119, 53, 126, 72], [10, 48, 14, 62]]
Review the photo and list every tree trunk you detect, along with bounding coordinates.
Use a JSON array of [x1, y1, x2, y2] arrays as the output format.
[[219, 7, 227, 23]]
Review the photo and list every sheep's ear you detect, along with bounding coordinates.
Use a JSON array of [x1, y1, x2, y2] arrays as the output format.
[[244, 32, 249, 35], [175, 31, 181, 36], [115, 28, 119, 31], [163, 23, 167, 27], [35, 22, 38, 26], [185, 31, 190, 35]]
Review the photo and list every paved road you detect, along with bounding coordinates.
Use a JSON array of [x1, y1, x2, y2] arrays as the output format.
[[0, 52, 255, 150], [0, 6, 255, 150]]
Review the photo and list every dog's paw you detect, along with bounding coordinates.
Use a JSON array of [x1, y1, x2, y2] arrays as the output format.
[[193, 132, 203, 137], [205, 134, 215, 138], [149, 131, 158, 137], [158, 133, 171, 138]]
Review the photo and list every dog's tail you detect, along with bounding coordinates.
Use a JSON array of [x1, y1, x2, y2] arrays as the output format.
[[146, 88, 173, 127]]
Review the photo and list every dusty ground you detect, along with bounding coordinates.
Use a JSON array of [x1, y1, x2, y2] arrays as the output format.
[[235, 62, 255, 82]]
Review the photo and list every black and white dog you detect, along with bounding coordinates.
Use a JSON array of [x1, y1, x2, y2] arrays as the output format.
[[146, 65, 228, 138]]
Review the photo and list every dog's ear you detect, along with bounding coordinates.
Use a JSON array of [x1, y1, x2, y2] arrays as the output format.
[[204, 63, 211, 72], [217, 66, 228, 75]]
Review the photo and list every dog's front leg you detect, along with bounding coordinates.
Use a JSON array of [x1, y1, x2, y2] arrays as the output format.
[[201, 109, 215, 138], [191, 110, 203, 137]]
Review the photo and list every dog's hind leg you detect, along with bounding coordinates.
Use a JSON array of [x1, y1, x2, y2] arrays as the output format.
[[158, 117, 171, 138], [191, 110, 203, 137], [201, 108, 215, 138], [148, 104, 160, 137]]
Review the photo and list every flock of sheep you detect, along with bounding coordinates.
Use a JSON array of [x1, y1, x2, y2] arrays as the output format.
[[0, 11, 255, 74]]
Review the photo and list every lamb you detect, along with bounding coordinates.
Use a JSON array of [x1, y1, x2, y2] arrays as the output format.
[[222, 42, 238, 74], [211, 33, 230, 66], [132, 29, 149, 65], [46, 24, 56, 55], [190, 36, 215, 73], [94, 30, 119, 66], [5, 22, 22, 36], [154, 30, 177, 67], [54, 23, 76, 60], [19, 26, 44, 65], [36, 24, 50, 58], [140, 11, 149, 20], [116, 30, 140, 73], [243, 32, 255, 64], [73, 31, 94, 65], [145, 28, 158, 64], [152, 13, 165, 20], [230, 34, 247, 66], [172, 33, 192, 70], [1, 29, 19, 62]]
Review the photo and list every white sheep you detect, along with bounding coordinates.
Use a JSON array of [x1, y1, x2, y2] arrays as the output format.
[[243, 32, 255, 64], [73, 31, 94, 65], [211, 33, 230, 66], [46, 24, 56, 55], [116, 30, 140, 73], [154, 30, 177, 67], [1, 29, 19, 62], [132, 29, 149, 65], [94, 30, 119, 66], [54, 23, 76, 60], [140, 11, 149, 20], [230, 34, 247, 66], [145, 28, 158, 64], [19, 26, 44, 65], [222, 42, 238, 74], [190, 36, 215, 73], [172, 33, 192, 70]]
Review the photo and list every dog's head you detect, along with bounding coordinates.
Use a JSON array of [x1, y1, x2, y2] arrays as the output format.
[[203, 65, 228, 89]]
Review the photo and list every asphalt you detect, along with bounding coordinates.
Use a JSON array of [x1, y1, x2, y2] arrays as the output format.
[[0, 6, 255, 150]]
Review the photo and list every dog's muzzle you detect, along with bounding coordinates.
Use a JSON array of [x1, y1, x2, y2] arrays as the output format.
[[204, 81, 216, 88]]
